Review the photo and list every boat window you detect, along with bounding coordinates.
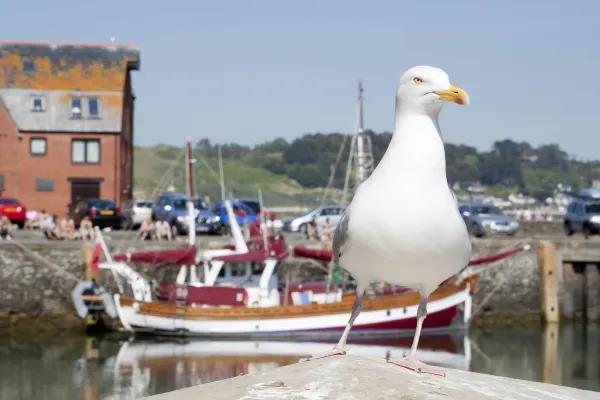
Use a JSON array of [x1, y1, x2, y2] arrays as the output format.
[[230, 263, 247, 277], [251, 262, 265, 275], [217, 266, 226, 278]]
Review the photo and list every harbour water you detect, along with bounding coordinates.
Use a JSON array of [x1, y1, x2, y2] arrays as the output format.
[[0, 325, 598, 399]]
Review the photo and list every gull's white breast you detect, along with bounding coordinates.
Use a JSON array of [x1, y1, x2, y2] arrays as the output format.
[[339, 116, 471, 295]]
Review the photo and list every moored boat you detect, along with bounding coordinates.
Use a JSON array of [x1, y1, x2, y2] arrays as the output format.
[[75, 137, 531, 338]]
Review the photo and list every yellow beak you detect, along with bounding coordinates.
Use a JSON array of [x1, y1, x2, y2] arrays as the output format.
[[435, 85, 470, 106]]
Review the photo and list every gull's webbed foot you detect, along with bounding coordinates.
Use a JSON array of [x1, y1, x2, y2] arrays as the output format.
[[298, 346, 348, 363], [387, 354, 446, 377]]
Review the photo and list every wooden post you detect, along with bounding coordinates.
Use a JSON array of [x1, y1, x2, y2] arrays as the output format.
[[283, 267, 291, 306], [585, 264, 600, 321], [537, 241, 560, 324], [82, 242, 98, 281], [541, 323, 559, 384]]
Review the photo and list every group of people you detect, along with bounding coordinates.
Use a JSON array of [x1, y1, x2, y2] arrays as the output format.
[[138, 216, 173, 241], [41, 213, 95, 241], [1, 209, 96, 241], [305, 217, 334, 242]]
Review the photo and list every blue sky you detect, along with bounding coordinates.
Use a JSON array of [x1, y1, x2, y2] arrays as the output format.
[[2, 0, 599, 159]]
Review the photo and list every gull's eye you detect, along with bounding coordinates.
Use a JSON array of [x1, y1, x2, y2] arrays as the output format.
[[413, 77, 423, 84]]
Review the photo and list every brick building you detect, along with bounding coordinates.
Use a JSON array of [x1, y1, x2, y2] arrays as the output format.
[[0, 41, 140, 216]]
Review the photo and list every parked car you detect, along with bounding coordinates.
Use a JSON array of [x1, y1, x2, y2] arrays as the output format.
[[459, 203, 519, 238], [235, 198, 263, 217], [122, 200, 153, 230], [70, 199, 123, 229], [151, 193, 221, 236], [0, 197, 27, 228], [282, 205, 345, 233], [211, 200, 258, 234], [564, 199, 600, 238]]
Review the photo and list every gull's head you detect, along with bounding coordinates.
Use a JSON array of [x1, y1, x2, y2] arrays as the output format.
[[396, 66, 469, 116]]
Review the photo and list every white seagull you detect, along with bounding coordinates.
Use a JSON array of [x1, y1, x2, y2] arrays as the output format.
[[301, 66, 472, 376]]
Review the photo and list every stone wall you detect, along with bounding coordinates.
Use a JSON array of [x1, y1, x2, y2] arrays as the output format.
[[469, 240, 541, 324], [0, 234, 597, 330], [517, 221, 563, 236]]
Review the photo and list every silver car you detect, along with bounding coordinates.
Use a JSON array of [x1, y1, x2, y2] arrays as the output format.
[[459, 203, 519, 237], [123, 200, 153, 229], [282, 205, 345, 233]]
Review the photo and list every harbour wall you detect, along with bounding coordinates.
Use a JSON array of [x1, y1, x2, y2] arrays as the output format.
[[0, 222, 598, 333]]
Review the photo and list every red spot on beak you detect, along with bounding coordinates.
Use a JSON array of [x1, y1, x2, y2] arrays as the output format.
[[455, 98, 464, 105]]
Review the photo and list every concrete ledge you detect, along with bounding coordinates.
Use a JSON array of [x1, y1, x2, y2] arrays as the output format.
[[141, 355, 597, 400]]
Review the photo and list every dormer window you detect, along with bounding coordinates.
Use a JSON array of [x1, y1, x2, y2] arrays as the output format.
[[71, 97, 82, 119], [88, 97, 100, 118], [31, 95, 45, 112], [22, 60, 36, 72]]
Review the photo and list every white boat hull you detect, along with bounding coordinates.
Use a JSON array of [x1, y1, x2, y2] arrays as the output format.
[[113, 285, 472, 338]]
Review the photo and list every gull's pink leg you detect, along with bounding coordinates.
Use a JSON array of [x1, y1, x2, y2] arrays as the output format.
[[387, 295, 446, 377], [299, 290, 364, 362]]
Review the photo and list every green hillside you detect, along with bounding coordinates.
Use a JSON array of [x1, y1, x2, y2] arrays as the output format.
[[133, 144, 341, 207], [134, 134, 600, 207]]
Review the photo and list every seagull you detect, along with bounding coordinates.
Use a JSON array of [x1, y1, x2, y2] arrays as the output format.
[[301, 66, 472, 376]]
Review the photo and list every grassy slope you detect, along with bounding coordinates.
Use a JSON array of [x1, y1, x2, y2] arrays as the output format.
[[133, 145, 341, 206]]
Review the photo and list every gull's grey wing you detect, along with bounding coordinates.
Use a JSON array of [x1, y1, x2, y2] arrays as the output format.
[[333, 207, 350, 265]]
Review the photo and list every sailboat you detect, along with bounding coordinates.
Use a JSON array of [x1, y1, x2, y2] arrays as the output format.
[[76, 114, 531, 338]]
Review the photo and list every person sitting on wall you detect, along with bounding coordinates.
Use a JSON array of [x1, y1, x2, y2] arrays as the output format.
[[59, 214, 77, 240], [320, 218, 334, 242], [0, 214, 13, 240], [139, 216, 156, 241], [42, 214, 61, 239], [155, 218, 172, 241], [24, 209, 39, 229], [79, 215, 95, 241], [305, 216, 319, 240]]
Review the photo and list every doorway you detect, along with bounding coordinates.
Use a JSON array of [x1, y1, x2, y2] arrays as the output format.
[[68, 178, 103, 210]]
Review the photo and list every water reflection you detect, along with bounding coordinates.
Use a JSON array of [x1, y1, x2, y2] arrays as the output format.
[[0, 325, 597, 400]]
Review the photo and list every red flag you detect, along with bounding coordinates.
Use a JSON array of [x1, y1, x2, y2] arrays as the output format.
[[90, 242, 103, 274]]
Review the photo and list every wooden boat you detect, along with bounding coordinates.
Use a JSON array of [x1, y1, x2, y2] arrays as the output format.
[[82, 138, 531, 338], [95, 237, 530, 338]]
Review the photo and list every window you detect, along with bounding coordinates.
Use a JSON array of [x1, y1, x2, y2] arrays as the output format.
[[585, 204, 600, 214], [230, 263, 246, 277], [0, 174, 4, 192], [72, 139, 100, 164], [71, 97, 82, 118], [31, 95, 45, 112], [22, 60, 36, 72], [36, 178, 54, 192], [88, 97, 100, 118], [30, 138, 47, 156]]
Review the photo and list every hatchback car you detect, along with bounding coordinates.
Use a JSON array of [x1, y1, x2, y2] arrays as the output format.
[[564, 199, 600, 238], [122, 200, 153, 229], [459, 203, 519, 237], [70, 199, 123, 229], [211, 200, 258, 233], [152, 193, 221, 236], [235, 198, 263, 217], [0, 197, 27, 228], [282, 205, 345, 233]]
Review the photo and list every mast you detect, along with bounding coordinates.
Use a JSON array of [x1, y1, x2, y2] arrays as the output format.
[[185, 136, 196, 246], [218, 145, 226, 200], [355, 81, 374, 185], [341, 81, 374, 205]]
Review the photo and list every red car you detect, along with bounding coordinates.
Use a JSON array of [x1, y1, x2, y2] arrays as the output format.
[[0, 197, 27, 228]]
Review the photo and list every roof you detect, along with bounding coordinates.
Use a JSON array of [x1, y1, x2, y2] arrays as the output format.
[[0, 42, 140, 133], [0, 42, 140, 90]]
